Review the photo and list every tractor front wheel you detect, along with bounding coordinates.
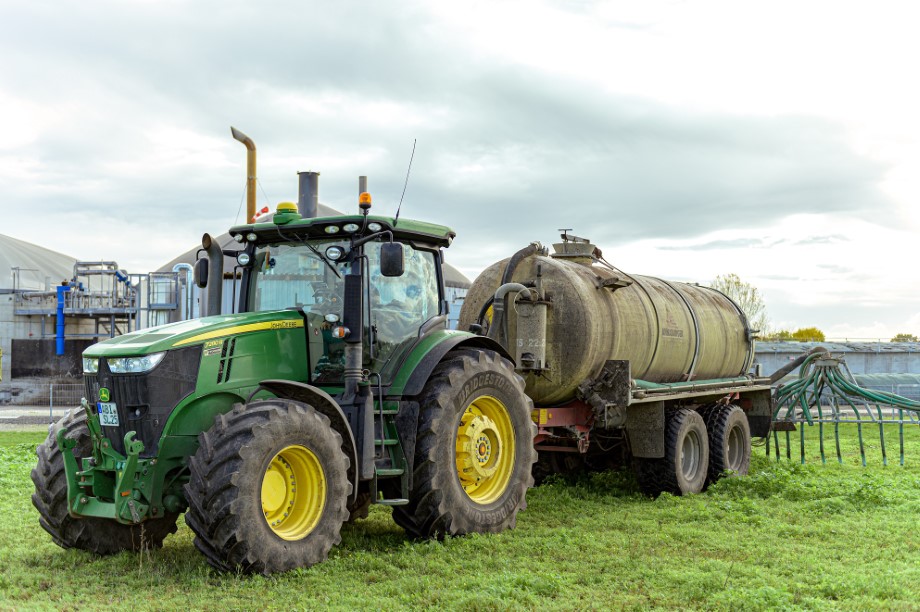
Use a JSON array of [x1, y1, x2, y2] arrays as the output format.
[[30, 409, 179, 555], [184, 399, 350, 574], [392, 349, 536, 539]]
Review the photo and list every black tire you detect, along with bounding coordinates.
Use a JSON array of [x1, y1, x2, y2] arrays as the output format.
[[532, 450, 585, 486], [634, 408, 709, 496], [347, 491, 372, 523], [184, 399, 350, 574], [30, 409, 179, 555], [392, 349, 536, 539], [703, 404, 751, 483]]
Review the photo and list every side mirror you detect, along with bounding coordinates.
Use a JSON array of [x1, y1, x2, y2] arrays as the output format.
[[194, 258, 209, 288], [380, 242, 404, 277]]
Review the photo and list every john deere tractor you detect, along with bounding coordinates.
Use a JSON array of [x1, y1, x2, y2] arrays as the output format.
[[32, 171, 536, 573]]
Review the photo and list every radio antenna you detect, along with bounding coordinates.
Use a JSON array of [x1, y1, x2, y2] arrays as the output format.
[[393, 138, 416, 227]]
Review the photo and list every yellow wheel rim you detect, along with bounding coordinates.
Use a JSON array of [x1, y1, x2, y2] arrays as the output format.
[[261, 445, 326, 540], [455, 395, 515, 505]]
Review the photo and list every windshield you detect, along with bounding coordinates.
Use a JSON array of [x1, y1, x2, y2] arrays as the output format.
[[248, 239, 348, 315], [247, 238, 441, 385]]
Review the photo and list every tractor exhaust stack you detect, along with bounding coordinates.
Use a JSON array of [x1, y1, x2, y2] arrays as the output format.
[[230, 127, 257, 223], [298, 171, 320, 219]]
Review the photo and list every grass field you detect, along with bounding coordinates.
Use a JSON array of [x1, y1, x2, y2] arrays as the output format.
[[1, 425, 918, 610]]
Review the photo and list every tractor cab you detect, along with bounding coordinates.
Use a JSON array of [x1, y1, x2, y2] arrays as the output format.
[[223, 200, 454, 390]]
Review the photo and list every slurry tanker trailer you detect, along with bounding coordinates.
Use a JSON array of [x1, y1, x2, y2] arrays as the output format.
[[458, 234, 773, 494], [32, 130, 774, 574]]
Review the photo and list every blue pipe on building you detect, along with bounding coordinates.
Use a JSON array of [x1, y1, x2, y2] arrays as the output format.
[[56, 285, 71, 356]]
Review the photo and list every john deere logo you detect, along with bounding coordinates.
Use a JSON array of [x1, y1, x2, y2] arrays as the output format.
[[99, 388, 110, 402]]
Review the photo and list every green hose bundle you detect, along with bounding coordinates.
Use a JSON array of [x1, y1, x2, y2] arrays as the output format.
[[770, 349, 920, 466]]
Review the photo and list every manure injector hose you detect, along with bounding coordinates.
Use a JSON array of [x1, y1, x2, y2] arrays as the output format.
[[771, 348, 920, 466]]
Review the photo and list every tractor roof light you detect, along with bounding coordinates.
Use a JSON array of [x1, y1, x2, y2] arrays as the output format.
[[359, 192, 372, 212]]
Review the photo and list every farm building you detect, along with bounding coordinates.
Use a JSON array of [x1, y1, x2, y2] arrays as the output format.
[[0, 209, 470, 404]]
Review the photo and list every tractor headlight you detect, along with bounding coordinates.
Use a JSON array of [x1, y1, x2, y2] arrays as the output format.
[[107, 352, 166, 374], [82, 358, 99, 374]]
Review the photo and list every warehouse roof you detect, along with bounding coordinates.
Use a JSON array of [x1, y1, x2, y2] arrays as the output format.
[[0, 233, 77, 292], [756, 341, 920, 353]]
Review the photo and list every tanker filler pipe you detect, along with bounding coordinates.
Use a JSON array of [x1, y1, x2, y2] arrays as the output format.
[[202, 233, 224, 317], [487, 282, 531, 346], [230, 127, 257, 223], [487, 242, 544, 346]]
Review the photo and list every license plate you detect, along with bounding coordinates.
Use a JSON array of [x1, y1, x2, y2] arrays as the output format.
[[97, 402, 119, 426]]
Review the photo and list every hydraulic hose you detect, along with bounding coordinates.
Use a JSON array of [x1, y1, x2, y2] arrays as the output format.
[[501, 242, 542, 285], [769, 346, 829, 384]]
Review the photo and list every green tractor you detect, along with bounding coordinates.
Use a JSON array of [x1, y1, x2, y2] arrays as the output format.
[[32, 171, 536, 573]]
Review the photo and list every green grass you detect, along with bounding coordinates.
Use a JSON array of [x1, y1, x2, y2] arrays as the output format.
[[2, 425, 919, 610]]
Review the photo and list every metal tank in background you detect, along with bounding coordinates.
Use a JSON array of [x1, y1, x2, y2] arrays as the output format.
[[458, 232, 756, 406]]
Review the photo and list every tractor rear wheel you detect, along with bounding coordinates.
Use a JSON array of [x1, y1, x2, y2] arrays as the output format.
[[184, 399, 350, 574], [635, 408, 710, 496], [30, 409, 179, 555], [703, 404, 751, 483], [392, 349, 536, 539]]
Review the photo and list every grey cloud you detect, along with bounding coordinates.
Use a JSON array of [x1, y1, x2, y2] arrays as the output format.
[[658, 238, 773, 251], [0, 1, 897, 271], [793, 235, 848, 246]]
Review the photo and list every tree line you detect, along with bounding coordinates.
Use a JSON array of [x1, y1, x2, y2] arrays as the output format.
[[710, 273, 917, 343]]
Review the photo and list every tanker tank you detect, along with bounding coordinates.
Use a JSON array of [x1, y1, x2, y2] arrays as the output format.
[[457, 234, 755, 406]]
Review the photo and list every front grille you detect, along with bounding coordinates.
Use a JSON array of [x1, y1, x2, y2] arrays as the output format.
[[84, 346, 202, 457]]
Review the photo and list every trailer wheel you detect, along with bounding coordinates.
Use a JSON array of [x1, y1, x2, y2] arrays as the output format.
[[184, 399, 350, 574], [635, 408, 709, 496], [30, 409, 179, 555], [392, 349, 536, 539], [703, 404, 751, 483]]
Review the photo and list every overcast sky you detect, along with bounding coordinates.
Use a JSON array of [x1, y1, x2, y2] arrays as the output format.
[[1, 0, 918, 339]]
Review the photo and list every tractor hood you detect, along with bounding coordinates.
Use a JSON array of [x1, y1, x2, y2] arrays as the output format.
[[83, 311, 305, 357]]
